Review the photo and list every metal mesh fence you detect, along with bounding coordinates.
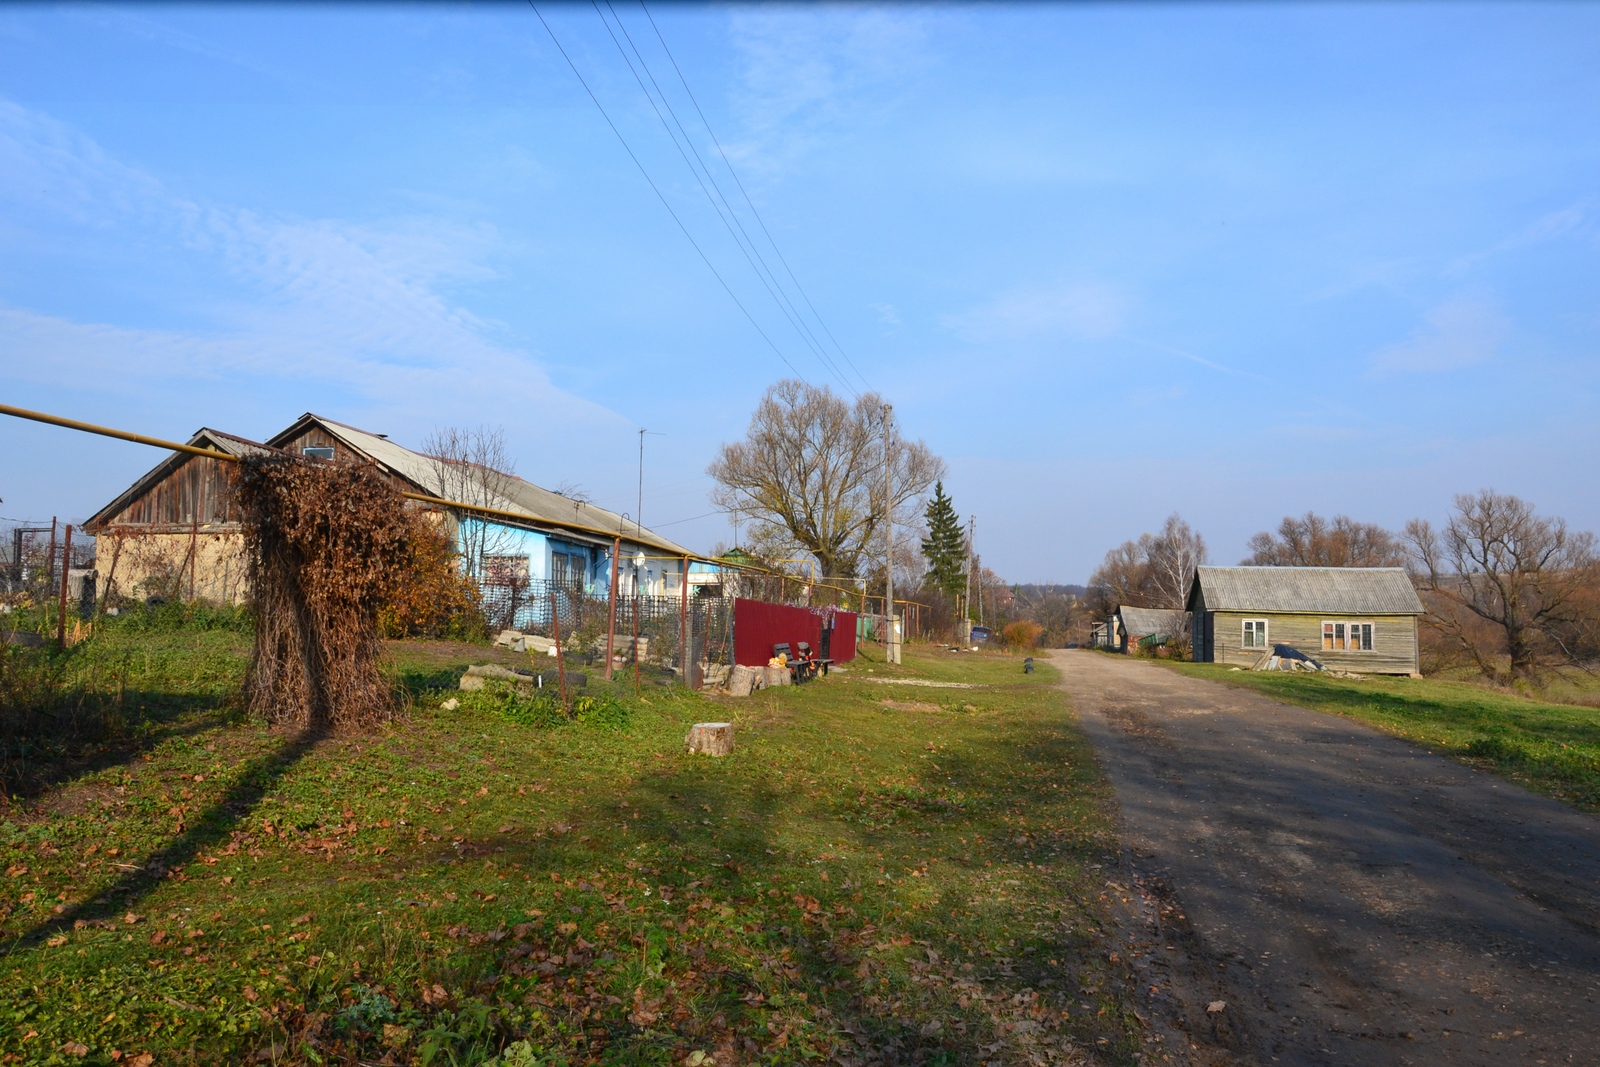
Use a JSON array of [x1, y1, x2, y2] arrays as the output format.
[[479, 578, 735, 683], [1, 523, 96, 599]]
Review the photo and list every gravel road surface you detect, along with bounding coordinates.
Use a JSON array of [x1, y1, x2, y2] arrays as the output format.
[[1049, 650, 1600, 1066]]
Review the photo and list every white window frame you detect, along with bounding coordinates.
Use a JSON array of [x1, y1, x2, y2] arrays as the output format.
[[1322, 620, 1374, 652], [1242, 618, 1269, 649]]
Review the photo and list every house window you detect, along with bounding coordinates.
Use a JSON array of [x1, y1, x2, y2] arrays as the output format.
[[302, 446, 335, 461], [1242, 619, 1268, 649], [484, 555, 529, 587], [1323, 621, 1374, 651], [551, 551, 585, 589]]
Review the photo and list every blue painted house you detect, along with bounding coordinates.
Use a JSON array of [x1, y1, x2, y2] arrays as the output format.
[[266, 415, 718, 627]]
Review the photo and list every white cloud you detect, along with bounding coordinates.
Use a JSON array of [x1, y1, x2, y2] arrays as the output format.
[[723, 8, 930, 172], [942, 281, 1127, 343], [1368, 296, 1509, 376], [0, 97, 627, 443]]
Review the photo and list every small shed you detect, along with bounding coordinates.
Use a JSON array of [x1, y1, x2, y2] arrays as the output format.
[[84, 428, 276, 603], [1114, 606, 1187, 652], [1186, 566, 1424, 675]]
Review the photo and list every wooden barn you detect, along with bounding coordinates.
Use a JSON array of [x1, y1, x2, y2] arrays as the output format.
[[1113, 606, 1187, 652], [84, 428, 275, 604], [1186, 566, 1424, 675]]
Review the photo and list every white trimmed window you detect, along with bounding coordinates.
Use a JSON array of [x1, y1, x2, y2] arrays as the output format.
[[1242, 619, 1269, 649], [1323, 621, 1374, 651]]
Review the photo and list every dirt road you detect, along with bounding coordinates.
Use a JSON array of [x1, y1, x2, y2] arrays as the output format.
[[1049, 650, 1600, 1066]]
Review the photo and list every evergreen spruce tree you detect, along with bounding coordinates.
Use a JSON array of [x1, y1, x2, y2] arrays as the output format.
[[921, 482, 967, 598]]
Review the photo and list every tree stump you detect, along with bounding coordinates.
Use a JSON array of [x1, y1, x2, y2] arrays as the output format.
[[726, 664, 758, 697], [762, 665, 791, 688], [686, 722, 734, 756]]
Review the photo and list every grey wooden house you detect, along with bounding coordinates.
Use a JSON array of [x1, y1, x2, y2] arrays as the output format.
[[1186, 566, 1424, 675]]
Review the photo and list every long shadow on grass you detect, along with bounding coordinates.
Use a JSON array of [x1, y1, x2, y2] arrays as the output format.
[[0, 690, 242, 805], [7, 724, 326, 951], [426, 697, 1125, 1065]]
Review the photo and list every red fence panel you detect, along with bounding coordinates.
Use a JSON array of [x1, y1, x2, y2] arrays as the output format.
[[733, 599, 858, 667]]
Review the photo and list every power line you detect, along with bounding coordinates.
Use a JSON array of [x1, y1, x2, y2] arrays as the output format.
[[591, 0, 859, 398], [639, 0, 874, 395], [527, 1, 807, 383]]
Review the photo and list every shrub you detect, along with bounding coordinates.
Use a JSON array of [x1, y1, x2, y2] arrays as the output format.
[[1001, 621, 1043, 651], [378, 515, 488, 642]]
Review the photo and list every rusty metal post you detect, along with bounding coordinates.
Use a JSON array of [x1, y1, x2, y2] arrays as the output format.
[[46, 517, 57, 589], [605, 536, 620, 681], [187, 513, 200, 601], [56, 525, 72, 649], [680, 556, 690, 687], [549, 586, 569, 715]]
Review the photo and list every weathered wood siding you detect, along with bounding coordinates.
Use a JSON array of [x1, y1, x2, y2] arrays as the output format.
[[103, 455, 244, 531], [1196, 611, 1418, 674], [278, 427, 354, 465]]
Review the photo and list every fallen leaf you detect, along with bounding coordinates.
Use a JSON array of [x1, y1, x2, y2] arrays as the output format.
[[150, 929, 168, 944], [124, 912, 142, 925], [62, 1041, 89, 1057], [243, 985, 259, 1002], [6, 864, 28, 876], [47, 934, 68, 947], [1207, 1001, 1227, 1013], [292, 913, 312, 925], [129, 1055, 154, 1067]]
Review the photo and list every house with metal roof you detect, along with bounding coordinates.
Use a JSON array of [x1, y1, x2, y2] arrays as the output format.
[[1185, 566, 1424, 675], [87, 414, 713, 622], [1113, 606, 1188, 652]]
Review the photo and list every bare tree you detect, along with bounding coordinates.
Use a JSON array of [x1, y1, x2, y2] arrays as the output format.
[[1146, 513, 1209, 608], [1088, 539, 1151, 617], [708, 380, 945, 579], [421, 426, 522, 581], [1090, 513, 1208, 615], [1245, 512, 1405, 567], [1405, 490, 1598, 681]]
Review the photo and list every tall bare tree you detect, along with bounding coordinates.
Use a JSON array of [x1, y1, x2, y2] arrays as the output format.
[[1245, 512, 1405, 567], [1146, 513, 1209, 608], [708, 380, 945, 579], [1405, 490, 1598, 681], [1089, 513, 1209, 614], [421, 426, 521, 580]]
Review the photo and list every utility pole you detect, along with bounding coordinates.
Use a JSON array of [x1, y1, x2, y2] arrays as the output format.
[[636, 428, 646, 539], [882, 404, 898, 664]]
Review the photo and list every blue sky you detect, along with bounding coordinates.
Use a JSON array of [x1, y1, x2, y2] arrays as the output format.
[[2, 3, 1597, 582]]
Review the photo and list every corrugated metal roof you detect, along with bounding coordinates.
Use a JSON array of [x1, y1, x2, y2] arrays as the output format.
[[1115, 606, 1187, 638], [279, 415, 696, 557], [1188, 566, 1423, 614]]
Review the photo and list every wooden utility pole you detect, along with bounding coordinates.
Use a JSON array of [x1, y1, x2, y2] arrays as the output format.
[[605, 535, 620, 681], [882, 404, 898, 664], [56, 525, 72, 649]]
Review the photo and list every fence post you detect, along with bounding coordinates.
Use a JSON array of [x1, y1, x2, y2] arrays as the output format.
[[46, 517, 57, 588], [605, 536, 620, 681], [633, 592, 641, 691], [549, 585, 569, 715], [56, 525, 72, 649], [680, 555, 690, 687]]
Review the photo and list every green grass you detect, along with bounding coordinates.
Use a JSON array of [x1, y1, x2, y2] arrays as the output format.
[[1163, 661, 1600, 811], [1, 629, 1149, 1066]]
